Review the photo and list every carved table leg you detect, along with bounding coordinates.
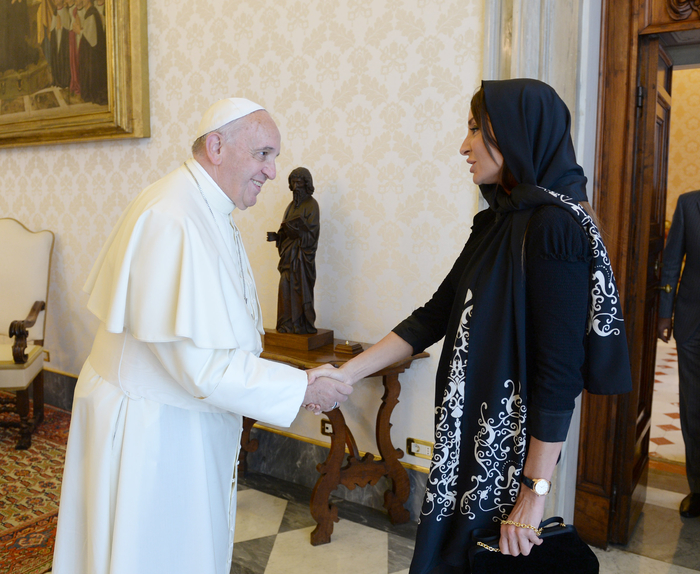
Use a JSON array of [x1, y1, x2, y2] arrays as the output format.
[[309, 407, 346, 545], [377, 373, 410, 524], [238, 417, 258, 477]]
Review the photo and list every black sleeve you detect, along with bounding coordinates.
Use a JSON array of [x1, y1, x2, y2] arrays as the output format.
[[525, 206, 591, 442], [658, 194, 686, 318]]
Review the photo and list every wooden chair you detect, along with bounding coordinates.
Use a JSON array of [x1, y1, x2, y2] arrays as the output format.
[[0, 218, 54, 450]]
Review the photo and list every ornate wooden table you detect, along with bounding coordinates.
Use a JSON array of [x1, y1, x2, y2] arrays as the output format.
[[239, 335, 428, 546]]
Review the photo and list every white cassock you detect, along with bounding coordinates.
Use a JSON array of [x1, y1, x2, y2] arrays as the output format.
[[52, 159, 307, 574]]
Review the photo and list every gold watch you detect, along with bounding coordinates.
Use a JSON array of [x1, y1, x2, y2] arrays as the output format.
[[522, 475, 551, 496]]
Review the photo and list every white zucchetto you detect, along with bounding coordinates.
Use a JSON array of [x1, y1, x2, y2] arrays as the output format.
[[194, 97, 265, 140]]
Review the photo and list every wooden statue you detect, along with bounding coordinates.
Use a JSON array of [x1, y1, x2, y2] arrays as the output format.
[[267, 167, 320, 334]]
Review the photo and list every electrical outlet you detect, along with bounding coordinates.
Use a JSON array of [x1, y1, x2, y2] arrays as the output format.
[[406, 438, 433, 460], [320, 419, 333, 436]]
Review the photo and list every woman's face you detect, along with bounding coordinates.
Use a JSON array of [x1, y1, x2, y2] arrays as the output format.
[[460, 112, 504, 186]]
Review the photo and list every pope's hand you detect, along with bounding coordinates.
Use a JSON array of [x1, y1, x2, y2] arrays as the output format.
[[302, 374, 352, 415]]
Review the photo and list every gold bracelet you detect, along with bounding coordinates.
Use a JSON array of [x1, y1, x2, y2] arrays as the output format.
[[500, 519, 543, 536]]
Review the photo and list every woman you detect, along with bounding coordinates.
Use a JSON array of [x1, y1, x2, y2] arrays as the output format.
[[310, 79, 632, 573]]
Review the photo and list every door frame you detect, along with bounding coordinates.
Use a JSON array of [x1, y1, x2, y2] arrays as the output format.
[[575, 0, 700, 546]]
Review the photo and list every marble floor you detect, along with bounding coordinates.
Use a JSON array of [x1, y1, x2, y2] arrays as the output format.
[[651, 338, 685, 464], [233, 470, 700, 574], [233, 473, 416, 574]]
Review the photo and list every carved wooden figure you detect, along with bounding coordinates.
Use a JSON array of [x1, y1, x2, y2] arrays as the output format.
[[267, 167, 320, 334]]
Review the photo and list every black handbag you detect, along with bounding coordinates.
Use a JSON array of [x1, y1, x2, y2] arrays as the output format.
[[468, 516, 599, 573]]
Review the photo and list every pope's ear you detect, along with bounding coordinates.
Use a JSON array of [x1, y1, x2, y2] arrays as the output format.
[[205, 132, 224, 166]]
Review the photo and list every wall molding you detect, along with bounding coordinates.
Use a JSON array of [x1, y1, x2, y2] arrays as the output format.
[[247, 426, 428, 521], [255, 423, 429, 474]]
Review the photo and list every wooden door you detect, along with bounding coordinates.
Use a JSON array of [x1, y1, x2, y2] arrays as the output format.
[[576, 0, 699, 549], [613, 35, 672, 543], [574, 16, 674, 546]]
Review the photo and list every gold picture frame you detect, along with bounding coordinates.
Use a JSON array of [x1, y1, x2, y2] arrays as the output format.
[[0, 0, 149, 148]]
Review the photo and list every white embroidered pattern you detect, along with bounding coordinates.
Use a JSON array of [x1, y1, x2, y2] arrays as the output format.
[[459, 379, 526, 521], [543, 189, 623, 337], [421, 289, 472, 521]]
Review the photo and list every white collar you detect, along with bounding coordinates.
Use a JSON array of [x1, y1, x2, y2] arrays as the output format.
[[187, 158, 236, 216]]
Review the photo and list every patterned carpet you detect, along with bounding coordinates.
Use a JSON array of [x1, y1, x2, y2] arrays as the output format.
[[0, 399, 70, 574]]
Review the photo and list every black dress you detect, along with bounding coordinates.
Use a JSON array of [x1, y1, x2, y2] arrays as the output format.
[[394, 79, 632, 573], [393, 206, 591, 573], [395, 206, 590, 443]]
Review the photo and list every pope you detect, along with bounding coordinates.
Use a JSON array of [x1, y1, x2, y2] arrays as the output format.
[[52, 98, 352, 574]]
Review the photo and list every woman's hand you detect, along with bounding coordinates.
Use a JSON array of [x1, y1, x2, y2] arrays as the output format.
[[499, 436, 563, 556], [307, 364, 348, 383], [499, 487, 546, 556]]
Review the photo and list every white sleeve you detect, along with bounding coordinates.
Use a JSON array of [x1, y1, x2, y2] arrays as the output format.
[[147, 339, 308, 427]]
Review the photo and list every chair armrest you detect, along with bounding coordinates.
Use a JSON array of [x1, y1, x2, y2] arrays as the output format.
[[9, 301, 45, 364]]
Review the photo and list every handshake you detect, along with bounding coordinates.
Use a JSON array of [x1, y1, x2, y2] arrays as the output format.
[[298, 332, 410, 415], [301, 365, 353, 415]]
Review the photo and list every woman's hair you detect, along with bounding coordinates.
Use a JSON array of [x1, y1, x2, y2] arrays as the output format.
[[579, 200, 602, 230], [470, 87, 518, 191]]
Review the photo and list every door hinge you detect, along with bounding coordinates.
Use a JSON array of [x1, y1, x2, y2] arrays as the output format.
[[636, 86, 644, 108]]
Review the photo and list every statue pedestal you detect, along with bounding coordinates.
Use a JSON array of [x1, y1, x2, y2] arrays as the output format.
[[263, 328, 333, 351]]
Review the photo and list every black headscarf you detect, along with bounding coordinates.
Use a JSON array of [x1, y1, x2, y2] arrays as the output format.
[[479, 78, 631, 392], [408, 79, 631, 574], [483, 78, 587, 197]]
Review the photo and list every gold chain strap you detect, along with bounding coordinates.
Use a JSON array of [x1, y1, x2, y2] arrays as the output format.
[[500, 519, 543, 536], [476, 520, 567, 553], [476, 541, 501, 553]]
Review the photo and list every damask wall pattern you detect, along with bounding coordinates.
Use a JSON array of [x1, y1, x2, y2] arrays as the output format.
[[0, 0, 483, 463], [667, 67, 700, 220]]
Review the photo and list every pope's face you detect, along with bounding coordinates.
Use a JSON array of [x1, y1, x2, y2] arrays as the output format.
[[216, 111, 281, 210], [460, 112, 504, 186]]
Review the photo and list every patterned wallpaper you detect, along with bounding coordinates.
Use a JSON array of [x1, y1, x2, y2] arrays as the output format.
[[667, 67, 700, 221], [0, 0, 483, 462]]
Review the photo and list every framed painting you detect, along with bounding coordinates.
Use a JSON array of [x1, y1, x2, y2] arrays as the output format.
[[0, 0, 149, 148]]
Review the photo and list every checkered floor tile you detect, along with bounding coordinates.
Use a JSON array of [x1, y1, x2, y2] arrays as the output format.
[[231, 474, 415, 574], [650, 339, 685, 464], [231, 472, 700, 574]]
